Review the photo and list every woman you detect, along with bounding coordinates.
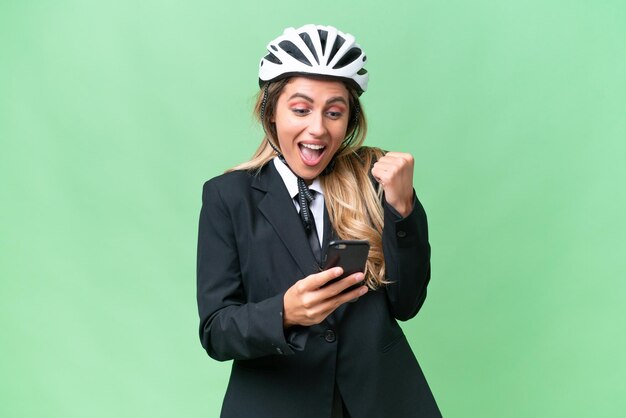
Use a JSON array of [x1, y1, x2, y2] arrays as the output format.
[[197, 24, 441, 418]]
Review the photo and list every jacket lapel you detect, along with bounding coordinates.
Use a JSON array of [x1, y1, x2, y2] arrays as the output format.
[[253, 163, 320, 276]]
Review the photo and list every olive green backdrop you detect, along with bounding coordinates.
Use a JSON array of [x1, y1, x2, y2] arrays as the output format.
[[1, 1, 624, 417]]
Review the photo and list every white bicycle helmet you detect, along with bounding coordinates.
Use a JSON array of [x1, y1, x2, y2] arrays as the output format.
[[258, 24, 368, 95]]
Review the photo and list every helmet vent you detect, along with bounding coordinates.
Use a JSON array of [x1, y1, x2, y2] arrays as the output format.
[[318, 29, 328, 55], [333, 47, 362, 69], [317, 29, 328, 54], [264, 53, 282, 65], [327, 35, 345, 64], [279, 40, 313, 67], [298, 32, 320, 64]]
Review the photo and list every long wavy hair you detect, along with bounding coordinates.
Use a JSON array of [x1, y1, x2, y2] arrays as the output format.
[[230, 77, 388, 289]]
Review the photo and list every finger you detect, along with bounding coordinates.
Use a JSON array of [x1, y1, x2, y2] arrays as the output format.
[[371, 165, 396, 187], [318, 272, 365, 298], [320, 284, 369, 313], [374, 156, 413, 178], [383, 151, 413, 163], [375, 158, 411, 173], [305, 267, 344, 289], [371, 161, 394, 177], [337, 285, 369, 304], [383, 151, 406, 159], [379, 152, 414, 165], [372, 161, 398, 177], [374, 156, 407, 170]]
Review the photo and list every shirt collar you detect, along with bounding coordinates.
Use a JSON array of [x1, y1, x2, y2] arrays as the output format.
[[273, 157, 323, 198]]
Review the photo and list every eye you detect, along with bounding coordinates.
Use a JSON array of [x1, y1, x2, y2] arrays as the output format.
[[291, 107, 311, 116], [326, 110, 344, 120]]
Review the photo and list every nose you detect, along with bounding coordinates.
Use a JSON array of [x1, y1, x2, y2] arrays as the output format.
[[307, 111, 327, 137]]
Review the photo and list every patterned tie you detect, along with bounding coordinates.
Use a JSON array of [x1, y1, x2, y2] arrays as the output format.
[[296, 177, 315, 232], [295, 187, 321, 265]]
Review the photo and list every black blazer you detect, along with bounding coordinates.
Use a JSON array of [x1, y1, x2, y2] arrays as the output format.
[[197, 160, 441, 418]]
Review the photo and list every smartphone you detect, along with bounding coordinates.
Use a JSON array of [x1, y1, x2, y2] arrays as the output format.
[[322, 240, 370, 290]]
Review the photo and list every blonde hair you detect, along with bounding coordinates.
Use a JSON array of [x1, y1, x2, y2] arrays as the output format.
[[230, 78, 388, 288]]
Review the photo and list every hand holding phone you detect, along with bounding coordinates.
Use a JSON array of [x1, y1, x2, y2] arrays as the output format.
[[322, 240, 370, 292], [283, 240, 370, 327]]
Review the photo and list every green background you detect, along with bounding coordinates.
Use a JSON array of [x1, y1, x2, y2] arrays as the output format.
[[1, 1, 624, 417]]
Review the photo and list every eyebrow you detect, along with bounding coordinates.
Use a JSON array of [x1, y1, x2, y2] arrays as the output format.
[[287, 93, 348, 105]]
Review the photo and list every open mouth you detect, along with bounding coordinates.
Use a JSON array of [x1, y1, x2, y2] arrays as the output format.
[[299, 143, 326, 166]]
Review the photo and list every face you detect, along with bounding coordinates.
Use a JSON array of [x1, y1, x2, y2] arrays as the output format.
[[271, 77, 350, 181]]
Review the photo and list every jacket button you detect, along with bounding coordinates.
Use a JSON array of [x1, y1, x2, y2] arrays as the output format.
[[397, 230, 407, 238], [324, 329, 336, 343]]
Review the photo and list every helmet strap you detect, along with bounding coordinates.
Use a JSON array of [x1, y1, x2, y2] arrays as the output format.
[[260, 82, 287, 162], [260, 82, 270, 121]]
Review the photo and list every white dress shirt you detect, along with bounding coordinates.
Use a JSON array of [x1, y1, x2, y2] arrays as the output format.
[[273, 157, 325, 247]]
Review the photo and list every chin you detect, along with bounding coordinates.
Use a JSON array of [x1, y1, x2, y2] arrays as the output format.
[[296, 168, 323, 181]]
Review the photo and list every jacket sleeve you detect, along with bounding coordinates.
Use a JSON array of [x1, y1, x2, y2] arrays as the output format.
[[381, 192, 432, 321], [196, 179, 303, 361]]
